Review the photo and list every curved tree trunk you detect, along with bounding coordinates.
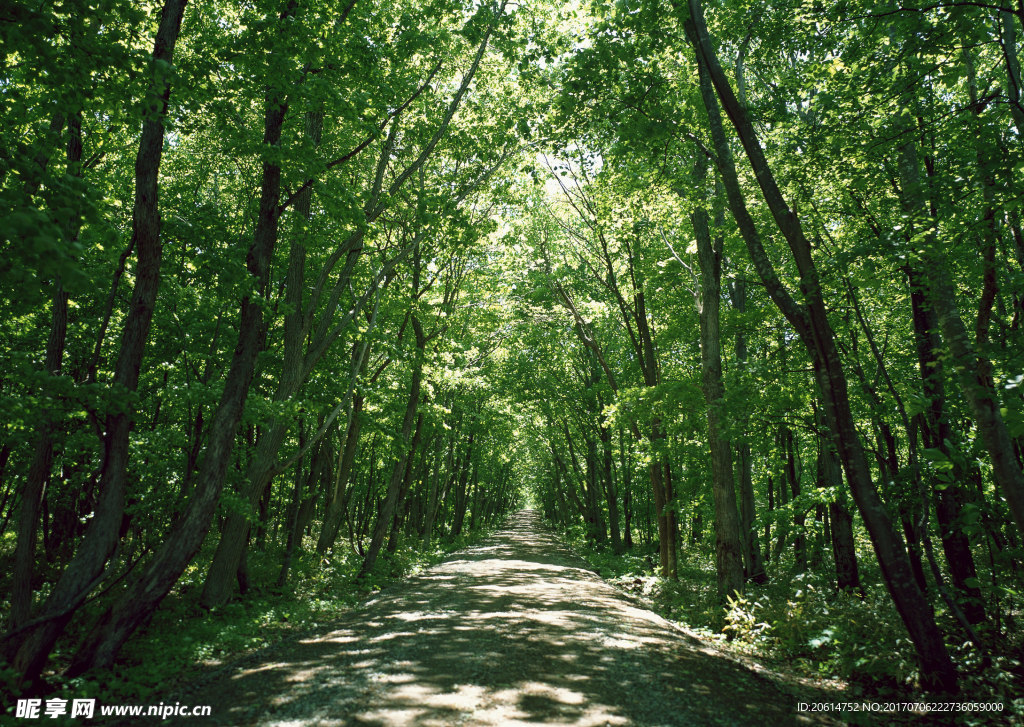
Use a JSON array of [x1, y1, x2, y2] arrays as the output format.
[[8, 106, 79, 632], [4, 0, 189, 684], [359, 256, 427, 576], [686, 0, 957, 691], [63, 13, 292, 669]]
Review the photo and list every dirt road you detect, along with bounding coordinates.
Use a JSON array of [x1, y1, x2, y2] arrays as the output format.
[[156, 511, 834, 726]]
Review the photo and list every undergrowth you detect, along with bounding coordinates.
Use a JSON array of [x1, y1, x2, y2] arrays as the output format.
[[569, 530, 1024, 726]]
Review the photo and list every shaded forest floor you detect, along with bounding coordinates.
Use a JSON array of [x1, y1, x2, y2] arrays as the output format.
[[124, 510, 849, 726]]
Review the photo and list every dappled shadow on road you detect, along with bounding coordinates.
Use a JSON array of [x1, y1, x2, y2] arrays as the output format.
[[156, 511, 837, 726]]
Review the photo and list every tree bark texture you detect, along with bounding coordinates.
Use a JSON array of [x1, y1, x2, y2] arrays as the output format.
[[63, 23, 290, 672]]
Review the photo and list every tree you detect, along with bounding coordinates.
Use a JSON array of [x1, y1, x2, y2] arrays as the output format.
[[685, 0, 956, 690], [4, 0, 189, 684]]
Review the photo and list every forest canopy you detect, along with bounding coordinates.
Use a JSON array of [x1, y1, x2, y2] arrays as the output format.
[[1, 0, 1023, 712]]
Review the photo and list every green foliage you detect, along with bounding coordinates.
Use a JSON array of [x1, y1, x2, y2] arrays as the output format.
[[721, 592, 772, 645], [3, 0, 1024, 710]]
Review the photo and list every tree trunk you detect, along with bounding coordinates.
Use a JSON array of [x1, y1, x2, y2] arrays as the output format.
[[450, 432, 476, 539], [279, 422, 331, 588], [388, 412, 424, 553], [8, 107, 79, 631], [620, 425, 634, 549], [600, 414, 622, 552], [908, 270, 987, 623], [815, 407, 861, 592], [317, 390, 364, 554], [1000, 10, 1024, 139], [772, 433, 790, 563], [63, 17, 291, 672], [199, 134, 316, 607], [690, 151, 744, 599], [728, 279, 766, 583], [421, 428, 450, 548], [584, 437, 606, 544], [687, 0, 957, 690], [782, 427, 806, 573], [359, 248, 428, 575], [4, 0, 189, 683], [894, 32, 1024, 543]]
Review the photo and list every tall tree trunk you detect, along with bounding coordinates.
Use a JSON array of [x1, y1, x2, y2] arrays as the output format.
[[199, 106, 323, 608], [689, 152, 744, 599], [4, 0, 189, 683], [782, 427, 806, 572], [8, 107, 81, 632], [1000, 10, 1024, 139], [450, 440, 474, 539], [772, 433, 790, 563], [599, 413, 622, 552], [421, 427, 451, 548], [728, 278, 766, 583], [279, 422, 330, 588], [894, 35, 1024, 542], [359, 246, 428, 575], [648, 420, 675, 577], [584, 436, 606, 543], [467, 467, 481, 532], [687, 1, 957, 690], [317, 390, 364, 554], [360, 362, 421, 574], [388, 412, 424, 553], [63, 12, 292, 672], [620, 425, 634, 549], [907, 274, 986, 624], [548, 245, 669, 570], [199, 3, 503, 595], [815, 406, 861, 592]]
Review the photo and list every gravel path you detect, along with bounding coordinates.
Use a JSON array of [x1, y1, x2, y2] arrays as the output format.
[[150, 511, 837, 726]]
